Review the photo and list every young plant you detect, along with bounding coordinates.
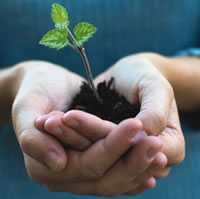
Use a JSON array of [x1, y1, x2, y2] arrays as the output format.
[[39, 3, 100, 100]]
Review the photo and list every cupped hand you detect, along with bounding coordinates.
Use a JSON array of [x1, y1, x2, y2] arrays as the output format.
[[12, 60, 85, 171], [94, 53, 185, 184], [35, 109, 168, 195], [25, 116, 165, 196]]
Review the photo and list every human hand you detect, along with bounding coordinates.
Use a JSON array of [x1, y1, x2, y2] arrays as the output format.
[[94, 53, 185, 185], [35, 110, 115, 150], [12, 60, 85, 171], [26, 116, 166, 196], [35, 109, 167, 194]]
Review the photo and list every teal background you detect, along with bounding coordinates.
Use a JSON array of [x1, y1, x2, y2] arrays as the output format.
[[0, 0, 200, 198]]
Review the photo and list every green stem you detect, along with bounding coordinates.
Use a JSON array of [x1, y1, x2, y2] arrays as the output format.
[[68, 42, 75, 49]]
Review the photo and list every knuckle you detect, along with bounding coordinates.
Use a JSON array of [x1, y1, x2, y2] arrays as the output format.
[[19, 131, 35, 152], [153, 111, 166, 130], [146, 109, 167, 134]]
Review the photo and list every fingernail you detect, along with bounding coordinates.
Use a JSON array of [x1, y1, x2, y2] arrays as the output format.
[[35, 116, 45, 124], [46, 151, 64, 171]]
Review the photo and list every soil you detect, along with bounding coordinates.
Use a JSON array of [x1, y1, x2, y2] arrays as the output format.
[[68, 77, 200, 129], [68, 78, 140, 124]]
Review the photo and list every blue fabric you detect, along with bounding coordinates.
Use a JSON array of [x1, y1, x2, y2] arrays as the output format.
[[176, 48, 200, 57], [0, 0, 200, 199]]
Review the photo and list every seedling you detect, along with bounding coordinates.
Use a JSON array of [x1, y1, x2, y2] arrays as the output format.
[[39, 3, 140, 124], [39, 3, 100, 100]]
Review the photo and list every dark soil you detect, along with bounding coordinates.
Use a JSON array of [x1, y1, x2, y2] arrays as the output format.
[[68, 78, 140, 124], [68, 77, 200, 129]]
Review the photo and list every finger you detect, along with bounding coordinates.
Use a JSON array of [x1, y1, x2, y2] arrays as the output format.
[[44, 114, 92, 150], [126, 137, 163, 177], [144, 177, 157, 189], [131, 152, 167, 188], [81, 118, 143, 179], [47, 181, 102, 196], [125, 177, 156, 195], [35, 111, 64, 130], [46, 176, 155, 196], [12, 96, 67, 172], [159, 100, 185, 165], [26, 156, 103, 195], [20, 128, 67, 172], [153, 167, 171, 179], [95, 136, 162, 195], [136, 74, 174, 135], [62, 110, 117, 142]]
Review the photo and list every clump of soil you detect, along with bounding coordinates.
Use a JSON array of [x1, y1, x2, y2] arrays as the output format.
[[68, 78, 140, 124]]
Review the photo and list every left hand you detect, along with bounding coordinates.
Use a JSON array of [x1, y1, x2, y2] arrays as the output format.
[[94, 53, 185, 191]]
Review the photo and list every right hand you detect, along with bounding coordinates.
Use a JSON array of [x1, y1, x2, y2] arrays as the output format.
[[12, 60, 85, 171]]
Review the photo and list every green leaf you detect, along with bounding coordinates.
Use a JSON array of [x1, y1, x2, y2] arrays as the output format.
[[73, 22, 97, 46], [51, 3, 69, 29], [39, 29, 68, 50]]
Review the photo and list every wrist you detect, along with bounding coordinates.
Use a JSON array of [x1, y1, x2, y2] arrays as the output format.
[[135, 53, 172, 81], [0, 65, 24, 123], [7, 65, 24, 101]]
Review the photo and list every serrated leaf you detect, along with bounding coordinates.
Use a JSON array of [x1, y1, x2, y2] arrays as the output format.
[[39, 29, 68, 50], [51, 3, 69, 30], [73, 22, 97, 46]]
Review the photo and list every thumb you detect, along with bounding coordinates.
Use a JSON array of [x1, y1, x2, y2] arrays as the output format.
[[136, 74, 174, 135], [12, 94, 67, 172], [159, 100, 185, 165]]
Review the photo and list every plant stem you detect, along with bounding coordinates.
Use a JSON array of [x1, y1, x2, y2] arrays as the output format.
[[78, 46, 101, 101], [67, 28, 101, 102]]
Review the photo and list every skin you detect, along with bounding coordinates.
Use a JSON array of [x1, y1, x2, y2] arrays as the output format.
[[35, 110, 168, 191], [10, 60, 166, 195], [0, 52, 191, 196]]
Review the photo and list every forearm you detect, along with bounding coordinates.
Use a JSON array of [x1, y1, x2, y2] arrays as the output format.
[[0, 66, 22, 124], [139, 53, 200, 111]]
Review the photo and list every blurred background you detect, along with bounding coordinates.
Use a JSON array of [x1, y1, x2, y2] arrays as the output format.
[[0, 0, 200, 198]]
